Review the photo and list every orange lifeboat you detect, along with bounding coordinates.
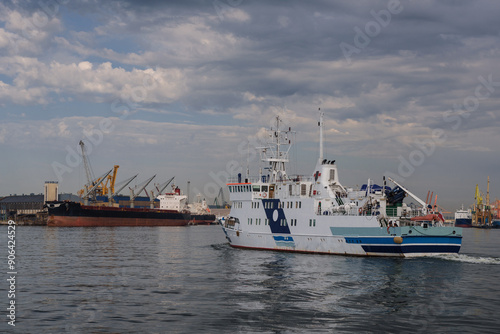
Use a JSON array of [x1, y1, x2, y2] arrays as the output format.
[[410, 213, 444, 222]]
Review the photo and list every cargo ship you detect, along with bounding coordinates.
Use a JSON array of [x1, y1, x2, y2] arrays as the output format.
[[219, 113, 462, 257], [46, 183, 214, 227], [454, 205, 472, 228], [46, 140, 213, 227], [46, 200, 190, 227]]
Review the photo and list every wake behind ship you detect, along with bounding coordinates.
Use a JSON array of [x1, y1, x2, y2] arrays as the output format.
[[219, 112, 462, 257]]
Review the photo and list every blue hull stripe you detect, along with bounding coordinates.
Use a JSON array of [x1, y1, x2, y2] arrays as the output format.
[[273, 235, 296, 248], [362, 245, 461, 254], [345, 236, 462, 245]]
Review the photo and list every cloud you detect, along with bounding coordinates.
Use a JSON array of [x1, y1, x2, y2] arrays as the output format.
[[1, 0, 500, 207], [0, 57, 188, 105]]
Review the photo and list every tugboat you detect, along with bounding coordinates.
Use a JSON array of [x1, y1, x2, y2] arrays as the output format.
[[219, 112, 462, 257]]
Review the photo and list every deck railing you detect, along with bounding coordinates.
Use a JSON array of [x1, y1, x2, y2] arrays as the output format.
[[227, 174, 315, 184]]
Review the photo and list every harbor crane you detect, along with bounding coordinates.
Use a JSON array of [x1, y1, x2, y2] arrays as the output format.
[[79, 140, 96, 200], [82, 169, 113, 205], [78, 140, 119, 199], [213, 187, 228, 208]]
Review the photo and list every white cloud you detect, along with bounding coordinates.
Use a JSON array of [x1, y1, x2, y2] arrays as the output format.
[[0, 57, 188, 105]]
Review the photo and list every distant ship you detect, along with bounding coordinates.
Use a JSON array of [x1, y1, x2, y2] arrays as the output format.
[[219, 112, 462, 257], [46, 198, 190, 227], [158, 186, 216, 225], [46, 140, 214, 227], [454, 205, 472, 228], [46, 183, 215, 227]]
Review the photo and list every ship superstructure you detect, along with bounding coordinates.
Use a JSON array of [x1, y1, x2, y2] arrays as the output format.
[[454, 205, 472, 228], [220, 112, 462, 257]]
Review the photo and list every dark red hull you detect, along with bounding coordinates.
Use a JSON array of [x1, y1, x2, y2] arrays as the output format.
[[46, 201, 189, 227], [189, 214, 217, 225]]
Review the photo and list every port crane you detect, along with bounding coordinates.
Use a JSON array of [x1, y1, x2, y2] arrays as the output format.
[[213, 187, 228, 208], [78, 140, 119, 199], [473, 177, 492, 226], [82, 169, 113, 205]]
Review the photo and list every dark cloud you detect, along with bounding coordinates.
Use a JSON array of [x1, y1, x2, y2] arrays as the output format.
[[2, 0, 500, 206]]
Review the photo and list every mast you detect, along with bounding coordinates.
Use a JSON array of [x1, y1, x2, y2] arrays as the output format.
[[318, 108, 324, 163], [259, 115, 293, 182]]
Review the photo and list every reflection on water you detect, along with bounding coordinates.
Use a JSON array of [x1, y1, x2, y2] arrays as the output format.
[[0, 226, 498, 333]]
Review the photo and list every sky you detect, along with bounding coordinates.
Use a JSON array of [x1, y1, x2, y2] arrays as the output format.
[[0, 0, 499, 211]]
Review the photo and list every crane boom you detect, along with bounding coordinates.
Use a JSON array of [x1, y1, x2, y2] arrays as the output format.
[[79, 140, 94, 188], [108, 165, 119, 195], [131, 175, 156, 200], [111, 174, 138, 198], [387, 177, 427, 208], [83, 169, 113, 198], [153, 177, 175, 198]]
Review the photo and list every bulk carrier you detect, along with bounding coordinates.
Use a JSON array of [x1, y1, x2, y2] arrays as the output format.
[[219, 112, 463, 257], [46, 200, 190, 227], [46, 140, 213, 227]]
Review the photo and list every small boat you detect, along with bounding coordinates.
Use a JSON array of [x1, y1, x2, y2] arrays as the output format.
[[219, 112, 462, 257]]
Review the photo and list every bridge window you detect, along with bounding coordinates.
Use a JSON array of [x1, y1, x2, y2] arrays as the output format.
[[329, 169, 335, 181], [301, 184, 307, 196]]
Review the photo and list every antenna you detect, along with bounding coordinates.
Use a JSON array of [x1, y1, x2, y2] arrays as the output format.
[[318, 108, 324, 163], [246, 142, 250, 179]]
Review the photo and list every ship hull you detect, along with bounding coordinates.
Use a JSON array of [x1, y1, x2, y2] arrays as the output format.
[[220, 221, 462, 258], [189, 214, 216, 225], [455, 218, 473, 228], [47, 202, 189, 227]]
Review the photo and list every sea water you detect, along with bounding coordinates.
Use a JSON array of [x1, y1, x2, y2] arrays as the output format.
[[0, 226, 499, 333]]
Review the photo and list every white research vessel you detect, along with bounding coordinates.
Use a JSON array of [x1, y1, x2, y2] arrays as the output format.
[[219, 112, 462, 257]]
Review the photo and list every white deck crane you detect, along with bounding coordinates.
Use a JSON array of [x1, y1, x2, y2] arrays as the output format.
[[108, 174, 138, 206], [129, 175, 156, 208], [149, 177, 175, 208]]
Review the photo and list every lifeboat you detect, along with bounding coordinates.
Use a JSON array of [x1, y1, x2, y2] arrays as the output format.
[[410, 213, 444, 222]]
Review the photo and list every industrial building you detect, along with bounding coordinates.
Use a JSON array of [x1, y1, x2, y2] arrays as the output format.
[[0, 182, 79, 223]]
